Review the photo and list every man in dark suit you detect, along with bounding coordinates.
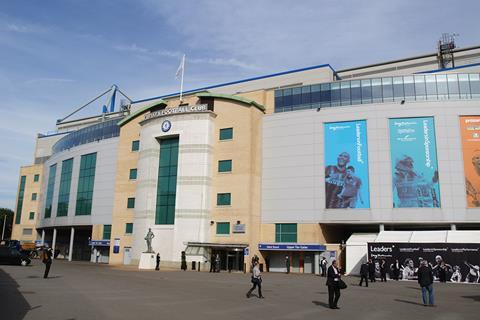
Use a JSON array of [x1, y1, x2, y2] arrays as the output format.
[[359, 261, 369, 287], [368, 258, 376, 282], [326, 260, 341, 309]]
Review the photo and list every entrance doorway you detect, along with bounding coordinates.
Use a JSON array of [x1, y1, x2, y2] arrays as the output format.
[[211, 249, 244, 272]]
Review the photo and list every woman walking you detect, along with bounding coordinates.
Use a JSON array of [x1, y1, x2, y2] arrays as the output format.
[[246, 261, 264, 299]]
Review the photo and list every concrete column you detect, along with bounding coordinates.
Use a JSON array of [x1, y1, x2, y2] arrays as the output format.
[[52, 228, 57, 260], [41, 229, 45, 246], [314, 252, 320, 275], [450, 224, 457, 231], [68, 227, 75, 262], [379, 224, 385, 232]]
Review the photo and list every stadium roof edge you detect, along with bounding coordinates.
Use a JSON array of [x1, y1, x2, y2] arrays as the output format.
[[132, 63, 335, 104]]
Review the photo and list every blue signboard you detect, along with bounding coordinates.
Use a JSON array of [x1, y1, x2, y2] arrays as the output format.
[[389, 117, 441, 208], [258, 243, 326, 251], [89, 240, 111, 246], [324, 120, 370, 208]]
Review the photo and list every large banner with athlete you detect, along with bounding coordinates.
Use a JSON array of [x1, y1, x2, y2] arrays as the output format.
[[324, 120, 370, 209], [460, 116, 480, 208], [389, 117, 441, 208], [368, 242, 480, 283]]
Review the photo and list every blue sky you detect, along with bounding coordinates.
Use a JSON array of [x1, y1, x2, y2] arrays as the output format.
[[0, 0, 479, 209]]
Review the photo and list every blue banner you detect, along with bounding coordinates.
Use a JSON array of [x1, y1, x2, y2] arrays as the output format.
[[324, 120, 370, 208], [258, 243, 326, 251], [389, 117, 440, 208]]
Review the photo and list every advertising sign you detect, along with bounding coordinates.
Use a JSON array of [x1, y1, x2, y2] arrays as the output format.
[[460, 116, 480, 207], [324, 120, 370, 208], [368, 242, 480, 283], [389, 117, 440, 208]]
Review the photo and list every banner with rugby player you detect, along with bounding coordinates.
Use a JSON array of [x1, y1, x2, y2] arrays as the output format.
[[389, 117, 441, 208], [324, 120, 370, 209], [460, 116, 480, 208]]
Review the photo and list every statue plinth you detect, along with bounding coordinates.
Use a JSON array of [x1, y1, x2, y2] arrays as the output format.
[[138, 252, 156, 270]]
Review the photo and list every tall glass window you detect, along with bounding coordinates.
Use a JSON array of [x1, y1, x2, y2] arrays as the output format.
[[447, 74, 459, 99], [131, 140, 140, 152], [75, 153, 97, 216], [436, 74, 448, 99], [320, 83, 331, 107], [274, 90, 283, 112], [57, 158, 73, 217], [340, 81, 351, 106], [34, 174, 39, 182], [282, 88, 292, 111], [414, 75, 426, 100], [425, 75, 437, 100], [292, 87, 302, 106], [330, 83, 341, 107], [44, 164, 57, 219], [155, 137, 179, 225], [371, 78, 383, 103], [302, 86, 312, 106], [382, 77, 393, 102], [14, 176, 26, 224], [393, 77, 404, 101], [361, 79, 372, 104], [351, 80, 361, 105], [470, 74, 480, 98], [403, 76, 415, 101], [275, 223, 297, 243], [311, 85, 321, 105], [458, 74, 471, 99], [103, 225, 111, 240]]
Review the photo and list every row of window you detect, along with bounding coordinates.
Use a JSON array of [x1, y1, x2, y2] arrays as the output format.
[[275, 73, 480, 113], [214, 222, 297, 241], [102, 223, 134, 240]]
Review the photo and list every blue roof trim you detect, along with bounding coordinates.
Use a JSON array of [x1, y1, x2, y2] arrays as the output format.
[[417, 62, 480, 74], [132, 63, 336, 104]]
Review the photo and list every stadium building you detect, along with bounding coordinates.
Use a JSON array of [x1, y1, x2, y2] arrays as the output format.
[[11, 39, 480, 274]]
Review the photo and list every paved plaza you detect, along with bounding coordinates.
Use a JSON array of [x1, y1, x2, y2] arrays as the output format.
[[1, 260, 479, 320]]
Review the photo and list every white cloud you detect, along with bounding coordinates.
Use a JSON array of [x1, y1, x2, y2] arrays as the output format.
[[24, 78, 76, 85]]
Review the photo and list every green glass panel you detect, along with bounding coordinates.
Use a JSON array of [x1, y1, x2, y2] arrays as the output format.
[[127, 197, 135, 208], [131, 140, 140, 151], [57, 158, 73, 217], [129, 168, 137, 180], [44, 164, 57, 218], [218, 160, 232, 172], [125, 223, 133, 234], [155, 137, 179, 225], [217, 193, 231, 206], [219, 128, 233, 140], [34, 174, 39, 182], [75, 153, 97, 215], [29, 212, 34, 220], [103, 225, 111, 240], [216, 222, 230, 235]]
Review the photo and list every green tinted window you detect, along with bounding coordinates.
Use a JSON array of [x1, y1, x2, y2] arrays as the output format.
[[33, 174, 39, 182], [103, 225, 111, 240], [216, 222, 230, 235], [75, 153, 97, 216], [32, 193, 37, 201], [129, 168, 137, 180], [219, 128, 233, 140], [44, 164, 57, 218], [131, 140, 140, 151], [127, 197, 135, 208], [15, 176, 26, 224], [275, 223, 297, 243], [155, 137, 179, 225], [218, 160, 232, 172], [29, 212, 35, 220], [217, 193, 231, 206], [57, 158, 73, 217], [125, 223, 133, 234]]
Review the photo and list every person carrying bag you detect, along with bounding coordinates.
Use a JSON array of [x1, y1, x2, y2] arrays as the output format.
[[326, 260, 343, 309], [246, 261, 264, 299]]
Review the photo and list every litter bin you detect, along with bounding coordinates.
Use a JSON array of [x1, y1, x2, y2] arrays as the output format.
[[192, 261, 196, 270]]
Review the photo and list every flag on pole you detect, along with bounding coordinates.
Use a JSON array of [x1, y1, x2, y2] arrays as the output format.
[[175, 54, 185, 80]]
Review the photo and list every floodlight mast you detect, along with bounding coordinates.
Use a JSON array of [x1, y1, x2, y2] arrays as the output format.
[[437, 33, 459, 69]]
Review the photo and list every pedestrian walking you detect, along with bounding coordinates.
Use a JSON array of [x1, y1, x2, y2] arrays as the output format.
[[285, 255, 290, 274], [380, 259, 388, 282], [215, 253, 221, 272], [417, 260, 435, 306], [155, 253, 160, 271], [359, 261, 369, 287], [246, 261, 264, 299], [321, 257, 327, 277], [326, 260, 341, 309], [209, 254, 215, 272], [368, 259, 376, 282], [42, 245, 53, 279], [390, 259, 400, 280]]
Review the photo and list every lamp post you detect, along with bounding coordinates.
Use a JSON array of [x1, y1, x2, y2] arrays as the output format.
[[1, 215, 6, 240]]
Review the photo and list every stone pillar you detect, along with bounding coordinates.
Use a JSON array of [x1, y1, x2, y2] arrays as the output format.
[[379, 224, 385, 232], [450, 224, 457, 231], [68, 227, 75, 262], [41, 229, 45, 246], [52, 228, 57, 260], [314, 252, 320, 275]]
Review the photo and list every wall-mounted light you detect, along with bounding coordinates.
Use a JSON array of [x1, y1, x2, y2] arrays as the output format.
[[210, 221, 215, 225], [400, 99, 405, 105], [236, 220, 241, 224], [316, 107, 322, 112]]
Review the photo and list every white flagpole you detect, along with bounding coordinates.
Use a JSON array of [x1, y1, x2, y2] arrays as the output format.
[[179, 54, 185, 102]]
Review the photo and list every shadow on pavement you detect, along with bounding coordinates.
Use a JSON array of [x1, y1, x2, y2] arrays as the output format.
[[462, 295, 480, 302], [312, 300, 331, 309], [394, 299, 424, 306], [406, 286, 421, 291], [0, 268, 31, 320]]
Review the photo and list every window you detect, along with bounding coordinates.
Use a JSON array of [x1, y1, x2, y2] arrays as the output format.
[[34, 174, 39, 182], [29, 212, 34, 220], [44, 164, 56, 219], [127, 197, 135, 208], [75, 153, 97, 216], [219, 128, 233, 140], [22, 228, 33, 236], [15, 176, 26, 224], [155, 137, 179, 225], [103, 225, 111, 240], [129, 168, 137, 180], [32, 193, 37, 201], [216, 222, 230, 235], [57, 158, 73, 217], [218, 160, 232, 173], [217, 193, 231, 206], [125, 223, 133, 234], [275, 223, 297, 243], [131, 140, 140, 151]]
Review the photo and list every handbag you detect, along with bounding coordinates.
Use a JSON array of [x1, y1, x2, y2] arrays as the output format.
[[338, 279, 348, 290]]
